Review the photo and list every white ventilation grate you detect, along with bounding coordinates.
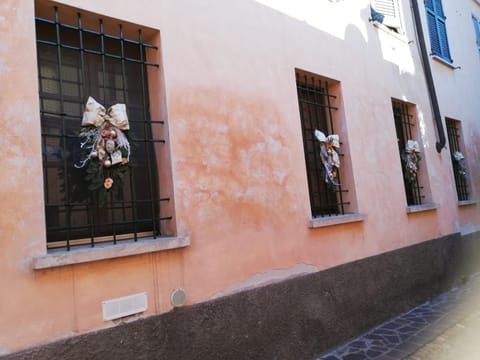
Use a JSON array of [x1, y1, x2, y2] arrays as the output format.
[[102, 292, 148, 321]]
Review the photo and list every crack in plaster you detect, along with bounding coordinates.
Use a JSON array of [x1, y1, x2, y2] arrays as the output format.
[[211, 263, 319, 300]]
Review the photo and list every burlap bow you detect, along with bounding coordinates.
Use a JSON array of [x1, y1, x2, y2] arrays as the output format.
[[81, 96, 129, 130]]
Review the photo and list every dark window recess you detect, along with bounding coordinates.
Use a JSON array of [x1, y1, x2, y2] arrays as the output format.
[[446, 119, 469, 201], [392, 99, 424, 206], [36, 7, 171, 250], [296, 71, 349, 217]]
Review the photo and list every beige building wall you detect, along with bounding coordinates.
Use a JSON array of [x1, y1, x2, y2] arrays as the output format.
[[0, 0, 478, 354]]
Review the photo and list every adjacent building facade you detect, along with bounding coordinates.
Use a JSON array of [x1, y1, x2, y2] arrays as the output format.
[[1, 0, 479, 358]]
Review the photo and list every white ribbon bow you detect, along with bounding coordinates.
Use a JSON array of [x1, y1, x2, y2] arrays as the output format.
[[81, 96, 129, 130]]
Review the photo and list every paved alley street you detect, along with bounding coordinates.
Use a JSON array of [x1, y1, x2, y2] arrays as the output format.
[[317, 273, 480, 360]]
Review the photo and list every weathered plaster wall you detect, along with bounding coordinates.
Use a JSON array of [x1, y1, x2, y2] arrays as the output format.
[[4, 232, 480, 360], [0, 0, 478, 354]]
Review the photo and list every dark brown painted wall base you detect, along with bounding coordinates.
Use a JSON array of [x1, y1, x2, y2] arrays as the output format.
[[4, 231, 480, 360]]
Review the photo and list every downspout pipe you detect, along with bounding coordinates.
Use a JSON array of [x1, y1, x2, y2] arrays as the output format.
[[411, 0, 446, 153]]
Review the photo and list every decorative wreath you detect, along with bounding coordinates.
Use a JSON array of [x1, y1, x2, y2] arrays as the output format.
[[453, 151, 467, 179], [314, 129, 341, 186], [402, 140, 421, 184], [75, 97, 132, 204]]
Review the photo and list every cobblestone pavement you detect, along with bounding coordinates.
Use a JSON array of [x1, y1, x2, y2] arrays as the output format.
[[316, 274, 480, 360]]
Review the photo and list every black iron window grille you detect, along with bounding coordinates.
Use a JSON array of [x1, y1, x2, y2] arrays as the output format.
[[392, 99, 424, 206], [296, 71, 349, 217], [446, 119, 469, 201], [36, 6, 171, 250]]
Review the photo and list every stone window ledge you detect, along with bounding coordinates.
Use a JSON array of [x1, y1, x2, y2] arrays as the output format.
[[431, 55, 459, 70], [406, 203, 438, 214], [458, 199, 478, 207], [309, 213, 366, 228], [371, 21, 408, 42], [32, 236, 190, 270]]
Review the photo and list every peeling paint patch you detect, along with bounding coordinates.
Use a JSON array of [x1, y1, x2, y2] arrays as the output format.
[[211, 263, 319, 299], [173, 87, 297, 229]]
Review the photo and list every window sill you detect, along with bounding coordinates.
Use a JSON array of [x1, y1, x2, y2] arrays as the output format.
[[458, 199, 478, 207], [406, 203, 438, 214], [371, 21, 408, 42], [32, 236, 190, 270], [431, 55, 459, 69], [309, 213, 366, 228]]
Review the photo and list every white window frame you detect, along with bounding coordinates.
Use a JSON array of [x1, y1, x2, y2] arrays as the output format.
[[371, 0, 402, 32]]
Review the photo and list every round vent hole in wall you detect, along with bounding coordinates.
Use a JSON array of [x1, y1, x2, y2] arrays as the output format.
[[171, 288, 187, 307]]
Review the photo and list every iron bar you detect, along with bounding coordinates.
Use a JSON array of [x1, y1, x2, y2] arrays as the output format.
[[325, 80, 344, 215], [35, 40, 159, 67], [446, 119, 469, 201], [78, 12, 96, 248], [53, 6, 73, 250], [139, 29, 159, 239]]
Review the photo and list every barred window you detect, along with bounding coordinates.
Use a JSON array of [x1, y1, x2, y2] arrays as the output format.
[[392, 99, 424, 206], [36, 4, 172, 250], [446, 119, 470, 201], [296, 70, 349, 217]]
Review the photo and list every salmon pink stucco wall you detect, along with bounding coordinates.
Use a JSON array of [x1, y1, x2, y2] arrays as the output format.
[[0, 0, 478, 354]]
